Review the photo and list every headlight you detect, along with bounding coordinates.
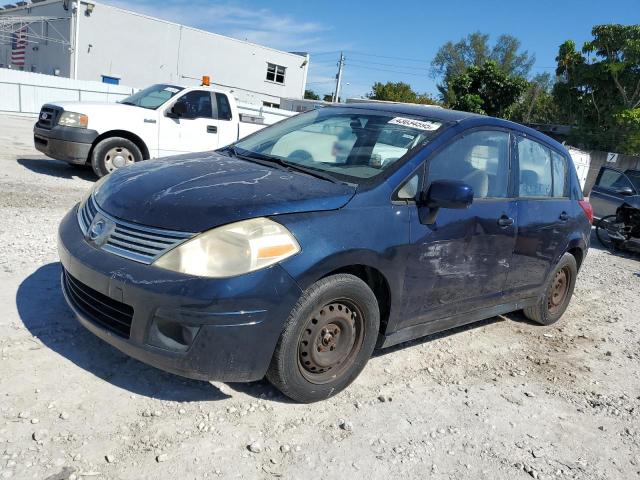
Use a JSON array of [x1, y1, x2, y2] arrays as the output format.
[[153, 217, 300, 278], [58, 111, 88, 128]]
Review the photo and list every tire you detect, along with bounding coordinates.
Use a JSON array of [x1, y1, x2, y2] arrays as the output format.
[[523, 252, 578, 326], [91, 137, 142, 178], [266, 274, 380, 403]]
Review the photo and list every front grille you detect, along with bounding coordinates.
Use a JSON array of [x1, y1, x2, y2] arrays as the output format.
[[77, 195, 194, 264], [36, 105, 62, 130], [63, 269, 134, 338]]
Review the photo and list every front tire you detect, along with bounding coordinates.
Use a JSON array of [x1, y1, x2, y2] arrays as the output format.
[[523, 252, 577, 326], [91, 137, 142, 178], [267, 274, 380, 403]]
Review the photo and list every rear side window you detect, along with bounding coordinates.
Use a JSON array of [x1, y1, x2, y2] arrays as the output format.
[[517, 138, 552, 197], [216, 93, 232, 121], [551, 151, 568, 197], [426, 130, 510, 199]]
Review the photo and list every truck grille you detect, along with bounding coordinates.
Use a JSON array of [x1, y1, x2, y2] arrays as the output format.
[[63, 269, 134, 338], [77, 195, 194, 264], [36, 105, 62, 130]]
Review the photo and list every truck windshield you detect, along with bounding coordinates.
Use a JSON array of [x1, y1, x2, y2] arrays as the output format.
[[231, 107, 444, 182], [120, 84, 184, 110]]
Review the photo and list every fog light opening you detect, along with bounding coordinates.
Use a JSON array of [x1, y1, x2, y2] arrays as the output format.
[[149, 316, 201, 352]]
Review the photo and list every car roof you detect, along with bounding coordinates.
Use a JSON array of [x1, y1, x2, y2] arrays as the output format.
[[336, 102, 569, 154]]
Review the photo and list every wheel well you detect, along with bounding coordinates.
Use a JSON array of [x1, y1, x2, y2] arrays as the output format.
[[567, 247, 584, 270], [322, 265, 391, 336], [89, 130, 150, 163]]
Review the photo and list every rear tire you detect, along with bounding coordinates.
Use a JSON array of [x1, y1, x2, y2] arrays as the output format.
[[266, 274, 379, 403], [523, 252, 577, 326], [91, 137, 142, 178]]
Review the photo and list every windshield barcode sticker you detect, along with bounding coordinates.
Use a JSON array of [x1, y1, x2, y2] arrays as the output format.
[[164, 87, 180, 93], [388, 117, 441, 131]]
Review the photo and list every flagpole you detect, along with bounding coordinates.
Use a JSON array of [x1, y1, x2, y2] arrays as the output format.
[[73, 0, 80, 79]]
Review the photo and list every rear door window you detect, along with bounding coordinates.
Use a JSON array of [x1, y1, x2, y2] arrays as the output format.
[[517, 137, 552, 197], [551, 151, 568, 197]]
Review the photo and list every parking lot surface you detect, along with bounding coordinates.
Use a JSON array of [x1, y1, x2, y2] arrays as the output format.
[[0, 114, 639, 480]]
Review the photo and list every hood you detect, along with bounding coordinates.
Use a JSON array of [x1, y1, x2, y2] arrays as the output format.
[[93, 152, 356, 232], [48, 101, 147, 117]]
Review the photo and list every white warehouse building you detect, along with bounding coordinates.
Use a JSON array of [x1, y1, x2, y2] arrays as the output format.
[[0, 0, 310, 106]]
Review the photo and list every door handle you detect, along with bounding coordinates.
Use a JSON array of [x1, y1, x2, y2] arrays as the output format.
[[207, 125, 217, 134], [559, 211, 569, 222], [498, 215, 514, 227]]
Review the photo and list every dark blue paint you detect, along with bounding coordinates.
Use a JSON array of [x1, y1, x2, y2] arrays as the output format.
[[58, 104, 592, 381]]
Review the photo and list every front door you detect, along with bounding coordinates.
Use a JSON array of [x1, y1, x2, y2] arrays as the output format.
[[158, 90, 220, 156], [590, 167, 638, 219], [505, 136, 576, 298], [400, 129, 517, 328]]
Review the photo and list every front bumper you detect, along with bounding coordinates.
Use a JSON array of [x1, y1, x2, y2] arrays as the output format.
[[57, 207, 303, 382], [34, 125, 99, 164]]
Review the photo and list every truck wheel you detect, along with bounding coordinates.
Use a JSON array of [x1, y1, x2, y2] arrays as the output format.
[[523, 253, 577, 326], [91, 137, 142, 177], [266, 274, 379, 403]]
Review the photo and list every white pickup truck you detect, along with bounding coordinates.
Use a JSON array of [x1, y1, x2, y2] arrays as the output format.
[[33, 83, 295, 177]]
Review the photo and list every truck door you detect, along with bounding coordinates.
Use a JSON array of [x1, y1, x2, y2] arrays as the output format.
[[213, 93, 239, 147], [158, 90, 220, 156]]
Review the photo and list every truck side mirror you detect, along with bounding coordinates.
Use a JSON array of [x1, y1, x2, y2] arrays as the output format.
[[417, 179, 474, 225], [167, 101, 187, 119]]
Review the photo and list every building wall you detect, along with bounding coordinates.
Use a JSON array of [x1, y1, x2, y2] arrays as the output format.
[[1, 0, 309, 106], [0, 0, 72, 76], [76, 2, 308, 105]]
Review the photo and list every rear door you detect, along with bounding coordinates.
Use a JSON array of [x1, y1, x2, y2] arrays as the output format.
[[158, 90, 220, 156], [213, 93, 238, 147], [590, 167, 638, 219], [505, 136, 575, 298]]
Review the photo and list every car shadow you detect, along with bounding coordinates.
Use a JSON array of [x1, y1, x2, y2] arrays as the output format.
[[16, 263, 231, 402], [17, 158, 97, 181]]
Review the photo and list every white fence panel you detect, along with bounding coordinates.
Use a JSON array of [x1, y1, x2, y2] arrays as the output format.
[[0, 68, 135, 116]]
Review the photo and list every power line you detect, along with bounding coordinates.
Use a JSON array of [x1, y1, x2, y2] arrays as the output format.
[[346, 50, 430, 63], [346, 62, 427, 77]]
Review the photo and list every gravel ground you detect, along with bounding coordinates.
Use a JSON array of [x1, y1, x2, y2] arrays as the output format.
[[0, 114, 639, 480]]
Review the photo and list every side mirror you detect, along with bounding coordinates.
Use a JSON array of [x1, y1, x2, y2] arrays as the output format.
[[617, 186, 634, 196], [167, 101, 187, 119], [418, 180, 474, 225]]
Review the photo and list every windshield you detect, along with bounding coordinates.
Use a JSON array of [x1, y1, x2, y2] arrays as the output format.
[[120, 84, 184, 110], [626, 170, 640, 191], [232, 107, 444, 182]]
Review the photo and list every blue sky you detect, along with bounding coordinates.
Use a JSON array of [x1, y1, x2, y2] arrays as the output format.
[[107, 0, 640, 100]]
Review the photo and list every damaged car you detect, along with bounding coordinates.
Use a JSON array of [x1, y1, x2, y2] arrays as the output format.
[[57, 104, 592, 402]]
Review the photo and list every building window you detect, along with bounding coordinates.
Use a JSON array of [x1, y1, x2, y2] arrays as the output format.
[[266, 63, 286, 84], [263, 101, 280, 108]]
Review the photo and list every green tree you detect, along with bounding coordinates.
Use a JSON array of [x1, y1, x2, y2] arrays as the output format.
[[304, 89, 320, 100], [367, 81, 438, 105], [510, 73, 559, 124], [449, 61, 528, 117], [322, 94, 333, 102], [432, 32, 535, 103], [553, 25, 640, 154]]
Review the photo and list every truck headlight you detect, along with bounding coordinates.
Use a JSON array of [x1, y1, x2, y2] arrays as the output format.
[[153, 217, 300, 278], [58, 111, 88, 128]]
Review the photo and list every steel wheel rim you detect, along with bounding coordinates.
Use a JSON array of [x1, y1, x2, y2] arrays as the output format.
[[297, 300, 364, 384], [547, 266, 570, 314], [104, 146, 134, 172]]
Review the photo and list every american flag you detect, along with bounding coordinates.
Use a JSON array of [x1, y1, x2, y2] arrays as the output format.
[[11, 26, 27, 67]]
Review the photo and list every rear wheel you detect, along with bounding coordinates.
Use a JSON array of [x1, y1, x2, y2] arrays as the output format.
[[266, 274, 379, 403], [523, 252, 577, 326], [91, 137, 142, 178]]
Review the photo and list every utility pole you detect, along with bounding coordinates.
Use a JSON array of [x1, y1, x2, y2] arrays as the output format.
[[72, 0, 80, 79], [332, 52, 345, 103]]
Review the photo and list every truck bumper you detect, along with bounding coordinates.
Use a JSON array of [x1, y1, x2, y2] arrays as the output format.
[[57, 206, 303, 382], [34, 125, 99, 164]]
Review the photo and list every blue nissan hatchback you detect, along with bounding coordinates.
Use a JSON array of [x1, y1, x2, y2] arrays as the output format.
[[58, 104, 592, 402]]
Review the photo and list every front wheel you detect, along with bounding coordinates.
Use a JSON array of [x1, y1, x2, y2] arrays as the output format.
[[523, 252, 577, 326], [267, 274, 380, 403], [91, 137, 142, 178]]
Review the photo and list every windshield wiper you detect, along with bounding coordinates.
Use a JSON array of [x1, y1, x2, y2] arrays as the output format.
[[226, 147, 341, 184], [120, 101, 137, 106]]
